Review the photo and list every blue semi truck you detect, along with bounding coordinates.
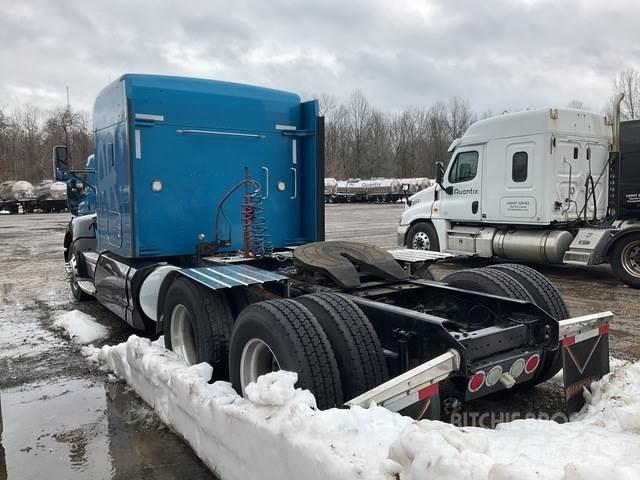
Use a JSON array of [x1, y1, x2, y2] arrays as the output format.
[[55, 74, 612, 417]]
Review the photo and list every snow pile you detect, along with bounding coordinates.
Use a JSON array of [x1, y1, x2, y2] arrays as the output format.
[[53, 309, 109, 344], [88, 335, 640, 480]]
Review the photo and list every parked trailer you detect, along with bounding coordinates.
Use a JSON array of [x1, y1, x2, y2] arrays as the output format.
[[0, 180, 35, 214], [334, 178, 402, 203], [33, 180, 68, 212], [399, 96, 640, 288], [57, 74, 611, 420], [324, 177, 338, 203]]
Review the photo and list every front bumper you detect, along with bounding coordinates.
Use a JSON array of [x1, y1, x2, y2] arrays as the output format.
[[397, 225, 409, 246]]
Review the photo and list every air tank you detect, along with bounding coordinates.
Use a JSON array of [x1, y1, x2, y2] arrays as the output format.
[[493, 229, 574, 264]]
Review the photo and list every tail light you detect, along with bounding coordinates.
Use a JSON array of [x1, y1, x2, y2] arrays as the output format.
[[468, 370, 486, 392], [524, 353, 541, 374]]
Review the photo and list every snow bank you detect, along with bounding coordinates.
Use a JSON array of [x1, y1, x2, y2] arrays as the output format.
[[53, 309, 109, 344], [87, 335, 640, 480]]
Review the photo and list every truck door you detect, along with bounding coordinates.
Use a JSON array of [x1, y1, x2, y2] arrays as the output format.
[[441, 145, 483, 222]]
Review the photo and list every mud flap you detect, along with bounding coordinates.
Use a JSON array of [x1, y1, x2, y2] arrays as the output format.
[[559, 313, 612, 416], [393, 384, 441, 420]]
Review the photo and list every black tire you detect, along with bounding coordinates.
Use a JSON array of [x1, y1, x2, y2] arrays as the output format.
[[610, 233, 640, 289], [164, 277, 234, 381], [69, 249, 90, 302], [487, 264, 569, 320], [406, 222, 440, 251], [442, 268, 533, 301], [294, 293, 388, 400], [229, 299, 343, 409], [412, 267, 435, 281], [486, 264, 568, 384]]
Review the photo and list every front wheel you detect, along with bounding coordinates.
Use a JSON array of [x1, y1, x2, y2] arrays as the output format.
[[69, 250, 90, 302], [406, 222, 440, 251], [610, 233, 640, 288]]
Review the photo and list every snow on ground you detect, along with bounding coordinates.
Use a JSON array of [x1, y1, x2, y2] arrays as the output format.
[[53, 309, 109, 344], [84, 335, 640, 480]]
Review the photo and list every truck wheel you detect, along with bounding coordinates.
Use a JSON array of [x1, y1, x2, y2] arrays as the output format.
[[294, 293, 388, 400], [69, 250, 90, 302], [163, 277, 234, 381], [487, 264, 569, 320], [610, 233, 640, 289], [229, 299, 343, 409], [486, 264, 568, 384], [406, 222, 439, 251], [411, 266, 435, 281], [442, 268, 533, 301]]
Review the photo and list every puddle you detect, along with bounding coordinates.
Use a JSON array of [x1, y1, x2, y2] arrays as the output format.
[[0, 377, 216, 480]]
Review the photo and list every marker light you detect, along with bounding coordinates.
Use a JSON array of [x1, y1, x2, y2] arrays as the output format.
[[468, 371, 486, 392], [151, 180, 163, 192], [510, 358, 526, 378], [485, 365, 503, 387], [524, 354, 541, 374]]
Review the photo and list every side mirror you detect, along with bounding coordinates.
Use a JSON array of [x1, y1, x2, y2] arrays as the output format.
[[53, 145, 69, 180], [435, 161, 445, 185], [435, 161, 453, 195]]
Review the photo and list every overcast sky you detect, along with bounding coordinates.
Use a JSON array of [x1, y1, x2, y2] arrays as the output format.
[[2, 0, 639, 117]]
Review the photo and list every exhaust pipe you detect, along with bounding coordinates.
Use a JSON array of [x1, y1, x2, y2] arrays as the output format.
[[613, 92, 625, 152]]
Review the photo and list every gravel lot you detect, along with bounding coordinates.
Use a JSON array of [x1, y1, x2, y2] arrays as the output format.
[[0, 205, 638, 479]]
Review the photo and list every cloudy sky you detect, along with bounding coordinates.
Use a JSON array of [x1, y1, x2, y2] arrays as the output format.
[[2, 0, 639, 117]]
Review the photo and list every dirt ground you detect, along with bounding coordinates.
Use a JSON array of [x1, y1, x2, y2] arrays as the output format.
[[1, 205, 638, 479]]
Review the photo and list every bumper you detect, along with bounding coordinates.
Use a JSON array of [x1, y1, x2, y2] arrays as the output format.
[[397, 225, 409, 246]]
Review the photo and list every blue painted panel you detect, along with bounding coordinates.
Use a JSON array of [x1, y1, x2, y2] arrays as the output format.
[[95, 79, 132, 256], [93, 74, 322, 259]]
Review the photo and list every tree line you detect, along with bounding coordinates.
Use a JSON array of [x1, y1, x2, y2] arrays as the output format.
[[0, 106, 93, 183], [1, 68, 639, 183], [321, 91, 476, 180]]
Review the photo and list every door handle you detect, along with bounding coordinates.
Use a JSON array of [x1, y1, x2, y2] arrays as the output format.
[[472, 201, 479, 214], [290, 167, 297, 199], [261, 166, 269, 199]]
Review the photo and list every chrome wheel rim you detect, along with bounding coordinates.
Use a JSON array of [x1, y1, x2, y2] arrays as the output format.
[[412, 231, 431, 250], [69, 253, 81, 291], [239, 338, 280, 393], [621, 241, 640, 279], [170, 304, 197, 365]]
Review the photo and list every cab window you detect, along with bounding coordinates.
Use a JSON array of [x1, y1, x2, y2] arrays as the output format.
[[448, 151, 479, 183], [512, 151, 528, 182]]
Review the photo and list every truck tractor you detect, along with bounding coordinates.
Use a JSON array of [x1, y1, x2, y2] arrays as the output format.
[[399, 95, 640, 288], [56, 74, 611, 419]]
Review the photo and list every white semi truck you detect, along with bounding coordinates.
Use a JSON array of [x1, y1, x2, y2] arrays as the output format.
[[399, 94, 640, 288]]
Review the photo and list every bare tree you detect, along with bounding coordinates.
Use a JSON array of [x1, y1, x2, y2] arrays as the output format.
[[347, 90, 370, 176], [614, 68, 640, 120]]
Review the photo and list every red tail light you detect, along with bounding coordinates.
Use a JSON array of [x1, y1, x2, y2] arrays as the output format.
[[468, 370, 486, 392], [524, 353, 540, 374]]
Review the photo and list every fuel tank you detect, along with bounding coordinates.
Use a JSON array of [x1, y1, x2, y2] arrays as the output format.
[[493, 229, 574, 264]]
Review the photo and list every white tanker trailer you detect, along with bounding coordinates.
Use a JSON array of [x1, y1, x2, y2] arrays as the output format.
[[0, 180, 35, 214], [333, 178, 402, 203], [34, 180, 68, 212]]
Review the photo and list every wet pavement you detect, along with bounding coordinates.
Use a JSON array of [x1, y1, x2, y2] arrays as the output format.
[[0, 212, 215, 480], [0, 207, 639, 479]]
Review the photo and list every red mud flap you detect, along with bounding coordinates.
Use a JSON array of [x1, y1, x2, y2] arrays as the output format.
[[559, 312, 613, 416], [345, 349, 460, 420]]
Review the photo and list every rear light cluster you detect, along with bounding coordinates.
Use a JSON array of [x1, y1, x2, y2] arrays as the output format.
[[467, 353, 540, 393]]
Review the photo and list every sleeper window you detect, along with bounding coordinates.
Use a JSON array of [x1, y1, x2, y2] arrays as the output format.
[[512, 151, 528, 182], [448, 151, 479, 183]]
